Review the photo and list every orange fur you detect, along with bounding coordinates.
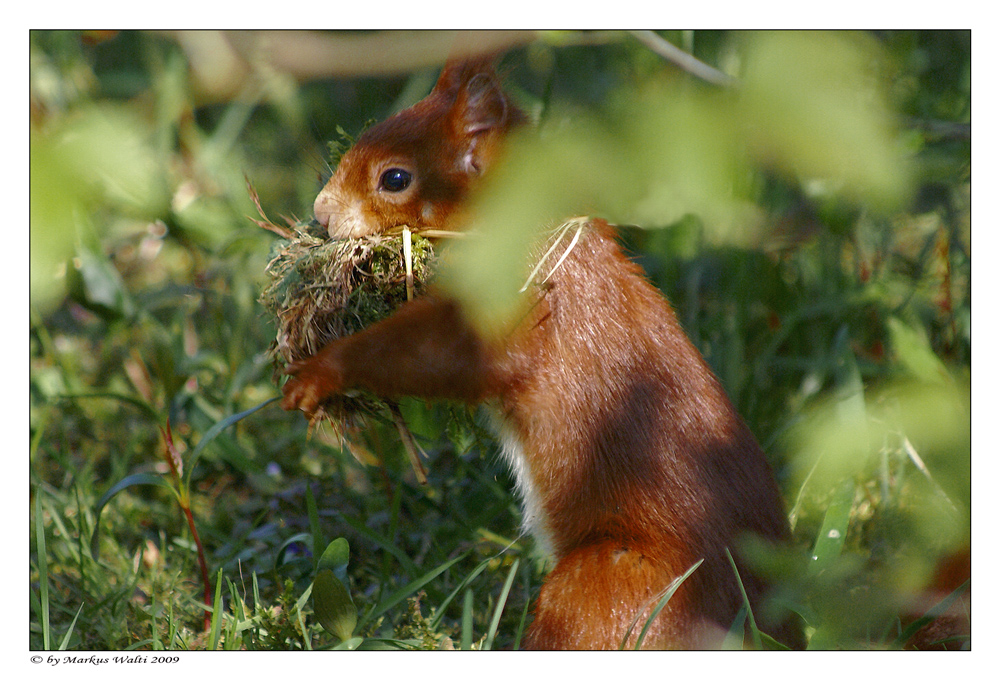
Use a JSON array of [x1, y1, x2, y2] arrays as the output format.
[[284, 58, 800, 649]]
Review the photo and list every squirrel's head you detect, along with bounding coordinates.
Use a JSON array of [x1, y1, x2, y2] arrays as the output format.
[[314, 58, 525, 239]]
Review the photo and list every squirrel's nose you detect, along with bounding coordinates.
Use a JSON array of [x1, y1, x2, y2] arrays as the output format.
[[314, 191, 375, 240], [313, 192, 332, 231]]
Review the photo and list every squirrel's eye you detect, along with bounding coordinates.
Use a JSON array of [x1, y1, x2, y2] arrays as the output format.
[[379, 168, 412, 192]]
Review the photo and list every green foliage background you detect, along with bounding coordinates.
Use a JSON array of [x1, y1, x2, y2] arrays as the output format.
[[29, 30, 969, 651]]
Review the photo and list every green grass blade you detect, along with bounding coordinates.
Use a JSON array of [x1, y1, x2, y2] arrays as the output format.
[[150, 592, 162, 650], [722, 606, 749, 649], [274, 532, 313, 571], [624, 558, 703, 650], [808, 478, 855, 576], [34, 491, 51, 651], [892, 579, 970, 649], [357, 550, 470, 631], [725, 547, 762, 649], [461, 588, 474, 650], [207, 569, 225, 650], [512, 597, 531, 650], [224, 577, 246, 650], [53, 391, 160, 420], [297, 607, 313, 650], [337, 513, 418, 577], [90, 473, 177, 561], [427, 556, 492, 630], [483, 558, 519, 650], [166, 601, 180, 651], [124, 639, 157, 651], [182, 397, 279, 487]]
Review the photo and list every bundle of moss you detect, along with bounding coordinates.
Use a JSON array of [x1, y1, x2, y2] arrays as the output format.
[[252, 185, 437, 428]]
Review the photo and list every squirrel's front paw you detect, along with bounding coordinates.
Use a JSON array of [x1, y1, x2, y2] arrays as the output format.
[[281, 352, 344, 416]]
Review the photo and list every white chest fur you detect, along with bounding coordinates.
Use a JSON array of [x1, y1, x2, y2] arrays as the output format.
[[488, 410, 554, 558]]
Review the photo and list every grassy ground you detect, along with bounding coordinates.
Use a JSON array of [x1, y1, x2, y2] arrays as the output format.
[[29, 30, 970, 652]]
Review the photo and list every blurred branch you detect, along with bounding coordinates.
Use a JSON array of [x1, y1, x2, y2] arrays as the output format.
[[230, 30, 537, 78], [161, 30, 539, 100], [630, 30, 736, 87]]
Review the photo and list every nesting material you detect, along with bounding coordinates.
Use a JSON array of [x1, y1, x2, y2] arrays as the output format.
[[251, 183, 437, 427]]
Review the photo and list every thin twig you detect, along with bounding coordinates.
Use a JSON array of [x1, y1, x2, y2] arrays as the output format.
[[630, 30, 736, 87], [246, 176, 295, 239]]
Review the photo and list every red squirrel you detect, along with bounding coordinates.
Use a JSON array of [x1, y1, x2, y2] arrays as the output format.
[[282, 57, 799, 649]]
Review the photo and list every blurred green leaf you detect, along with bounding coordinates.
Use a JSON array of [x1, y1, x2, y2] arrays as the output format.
[[887, 316, 949, 383], [740, 31, 912, 211], [31, 103, 169, 315], [64, 248, 134, 320], [623, 86, 748, 232], [30, 129, 83, 314], [39, 104, 168, 218]]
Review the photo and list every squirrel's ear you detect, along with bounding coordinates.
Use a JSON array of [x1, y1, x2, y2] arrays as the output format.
[[434, 58, 509, 133], [432, 56, 523, 176], [457, 72, 509, 135], [454, 77, 509, 175]]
